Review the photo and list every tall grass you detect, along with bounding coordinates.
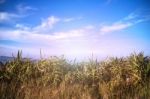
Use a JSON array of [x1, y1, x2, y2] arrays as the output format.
[[0, 51, 150, 99]]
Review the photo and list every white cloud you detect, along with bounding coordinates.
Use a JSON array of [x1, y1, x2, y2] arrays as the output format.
[[16, 4, 37, 14], [63, 16, 82, 22], [0, 24, 94, 42], [15, 24, 31, 30], [1, 12, 150, 59], [0, 27, 148, 59], [1, 15, 86, 41], [34, 16, 60, 32], [0, 12, 20, 22], [63, 18, 75, 22], [123, 12, 138, 20], [0, 10, 32, 23], [15, 15, 83, 33], [100, 23, 132, 34], [0, 24, 96, 59], [0, 4, 37, 23], [51, 26, 94, 39], [99, 12, 150, 34]]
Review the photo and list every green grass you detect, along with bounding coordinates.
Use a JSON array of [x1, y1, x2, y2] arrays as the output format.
[[0, 51, 150, 99]]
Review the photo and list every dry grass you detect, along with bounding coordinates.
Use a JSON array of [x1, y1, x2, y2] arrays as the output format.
[[0, 51, 150, 99]]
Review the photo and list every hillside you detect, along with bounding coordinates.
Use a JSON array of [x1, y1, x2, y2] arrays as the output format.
[[0, 56, 14, 64]]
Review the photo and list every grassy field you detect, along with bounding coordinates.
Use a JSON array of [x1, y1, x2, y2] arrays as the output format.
[[0, 51, 150, 99]]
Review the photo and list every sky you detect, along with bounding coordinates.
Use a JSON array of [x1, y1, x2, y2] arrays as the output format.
[[0, 0, 150, 60]]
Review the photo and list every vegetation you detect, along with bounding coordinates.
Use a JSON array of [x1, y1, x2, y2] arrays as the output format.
[[0, 51, 150, 99]]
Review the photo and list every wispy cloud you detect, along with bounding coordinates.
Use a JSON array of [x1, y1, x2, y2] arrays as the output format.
[[1, 10, 150, 58], [16, 3, 37, 14], [50, 25, 94, 39], [123, 12, 138, 20], [15, 24, 31, 30], [100, 23, 132, 34], [0, 4, 37, 23], [33, 16, 60, 33], [100, 11, 150, 34], [0, 24, 94, 42], [63, 18, 75, 22], [0, 22, 96, 58], [1, 26, 145, 58], [0, 12, 21, 22], [33, 16, 84, 33], [63, 16, 83, 22], [0, 16, 95, 54]]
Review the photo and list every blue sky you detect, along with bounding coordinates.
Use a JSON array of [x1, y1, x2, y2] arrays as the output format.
[[0, 0, 150, 59]]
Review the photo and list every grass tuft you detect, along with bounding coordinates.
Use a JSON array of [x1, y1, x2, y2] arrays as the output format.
[[0, 51, 150, 99]]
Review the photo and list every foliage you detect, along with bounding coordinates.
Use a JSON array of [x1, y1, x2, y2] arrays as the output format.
[[0, 51, 150, 99]]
